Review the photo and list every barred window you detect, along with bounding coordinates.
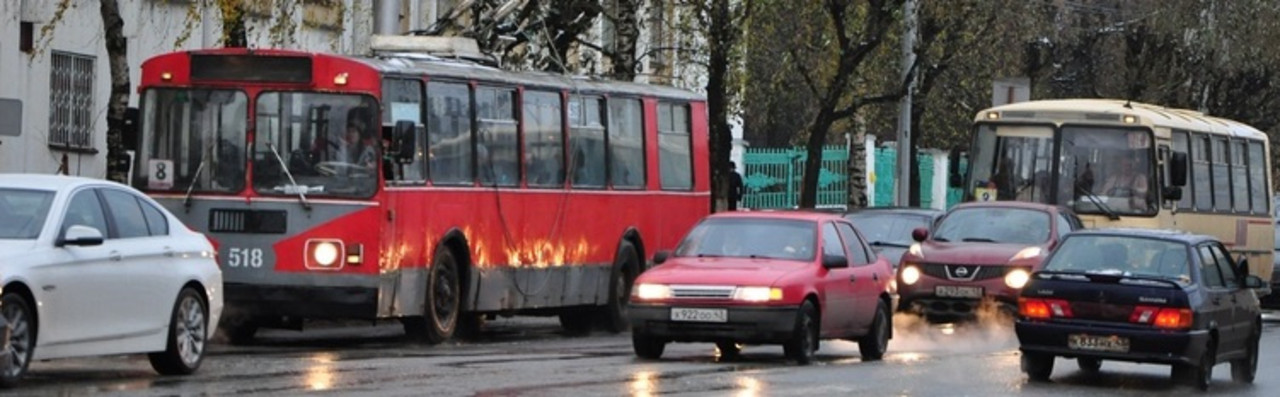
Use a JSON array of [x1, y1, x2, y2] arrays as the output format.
[[49, 51, 95, 149]]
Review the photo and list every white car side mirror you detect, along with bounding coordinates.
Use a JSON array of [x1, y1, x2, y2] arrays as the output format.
[[60, 225, 105, 247]]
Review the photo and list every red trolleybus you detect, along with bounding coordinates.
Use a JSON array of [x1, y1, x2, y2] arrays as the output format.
[[131, 40, 710, 343]]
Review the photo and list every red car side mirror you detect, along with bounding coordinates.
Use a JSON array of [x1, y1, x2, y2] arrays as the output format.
[[911, 227, 929, 242]]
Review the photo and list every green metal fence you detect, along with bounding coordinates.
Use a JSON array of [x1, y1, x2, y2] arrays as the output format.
[[742, 146, 848, 209]]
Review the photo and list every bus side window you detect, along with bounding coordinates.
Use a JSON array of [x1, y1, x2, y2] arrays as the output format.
[[382, 78, 425, 184], [608, 98, 645, 189], [426, 82, 473, 185]]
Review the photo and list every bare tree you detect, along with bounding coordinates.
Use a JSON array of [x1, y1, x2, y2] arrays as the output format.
[[795, 0, 904, 209], [679, 0, 752, 211]]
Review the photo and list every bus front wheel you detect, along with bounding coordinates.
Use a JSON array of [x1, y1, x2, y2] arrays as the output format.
[[403, 248, 461, 344]]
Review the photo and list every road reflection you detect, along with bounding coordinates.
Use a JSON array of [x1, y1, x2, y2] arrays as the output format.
[[629, 369, 659, 397], [305, 352, 339, 390], [735, 375, 764, 397]]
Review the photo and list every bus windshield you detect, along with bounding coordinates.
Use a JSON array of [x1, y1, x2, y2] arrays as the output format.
[[1059, 126, 1155, 216], [968, 124, 1054, 203], [969, 124, 1156, 216], [135, 89, 248, 193], [253, 92, 380, 199]]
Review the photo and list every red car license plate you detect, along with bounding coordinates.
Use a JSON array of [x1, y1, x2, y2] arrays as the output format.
[[934, 285, 983, 298]]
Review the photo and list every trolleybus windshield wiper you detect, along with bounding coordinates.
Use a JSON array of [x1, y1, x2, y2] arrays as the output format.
[[182, 145, 210, 211], [266, 143, 311, 210]]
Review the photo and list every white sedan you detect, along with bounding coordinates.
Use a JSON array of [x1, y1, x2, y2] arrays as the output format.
[[0, 175, 223, 386]]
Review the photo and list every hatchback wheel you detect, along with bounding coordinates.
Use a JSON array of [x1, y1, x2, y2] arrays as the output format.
[[1231, 326, 1259, 383], [632, 331, 666, 360], [149, 287, 208, 375], [858, 301, 890, 361], [784, 301, 818, 365], [0, 293, 35, 387], [1022, 352, 1054, 382], [1192, 340, 1216, 391]]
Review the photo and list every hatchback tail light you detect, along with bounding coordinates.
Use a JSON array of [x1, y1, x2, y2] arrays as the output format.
[[1018, 297, 1072, 320], [1131, 305, 1192, 330]]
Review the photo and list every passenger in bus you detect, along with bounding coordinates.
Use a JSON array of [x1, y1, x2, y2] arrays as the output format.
[[1099, 156, 1150, 209]]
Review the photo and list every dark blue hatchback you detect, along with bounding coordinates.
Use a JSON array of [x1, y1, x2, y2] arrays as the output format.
[[1015, 229, 1266, 391]]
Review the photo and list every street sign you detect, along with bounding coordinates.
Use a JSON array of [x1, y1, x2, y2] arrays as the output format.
[[992, 78, 1030, 106], [0, 98, 21, 137]]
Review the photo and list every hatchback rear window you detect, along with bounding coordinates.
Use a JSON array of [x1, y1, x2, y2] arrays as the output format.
[[0, 188, 55, 239], [1043, 235, 1191, 283]]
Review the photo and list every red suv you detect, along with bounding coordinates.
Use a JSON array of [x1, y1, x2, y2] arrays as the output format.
[[628, 211, 895, 364], [896, 202, 1081, 321]]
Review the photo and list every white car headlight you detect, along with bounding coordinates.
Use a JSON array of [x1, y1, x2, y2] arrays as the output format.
[[1009, 247, 1043, 262], [634, 283, 673, 300], [908, 243, 923, 257], [901, 265, 921, 285], [1005, 268, 1031, 289], [732, 287, 782, 302]]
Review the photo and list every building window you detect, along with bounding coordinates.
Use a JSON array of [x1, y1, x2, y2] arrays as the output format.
[[49, 51, 95, 150]]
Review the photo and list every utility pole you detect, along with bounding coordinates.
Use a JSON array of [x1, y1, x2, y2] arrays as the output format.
[[895, 0, 917, 206]]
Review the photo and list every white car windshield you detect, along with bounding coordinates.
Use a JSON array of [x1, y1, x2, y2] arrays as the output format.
[[933, 207, 1050, 245], [0, 188, 55, 239]]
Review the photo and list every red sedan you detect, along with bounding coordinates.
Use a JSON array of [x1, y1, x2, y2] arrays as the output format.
[[896, 201, 1082, 321], [627, 211, 895, 364]]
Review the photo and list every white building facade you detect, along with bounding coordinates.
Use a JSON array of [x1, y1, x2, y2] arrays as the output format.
[[0, 0, 728, 177]]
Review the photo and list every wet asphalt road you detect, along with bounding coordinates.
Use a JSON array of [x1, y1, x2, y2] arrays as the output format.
[[11, 312, 1280, 396]]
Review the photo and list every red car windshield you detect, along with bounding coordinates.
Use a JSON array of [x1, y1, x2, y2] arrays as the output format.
[[675, 218, 816, 261], [933, 207, 1050, 245]]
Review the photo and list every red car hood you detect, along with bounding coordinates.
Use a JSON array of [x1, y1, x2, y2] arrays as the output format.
[[639, 257, 807, 286], [912, 241, 1043, 266]]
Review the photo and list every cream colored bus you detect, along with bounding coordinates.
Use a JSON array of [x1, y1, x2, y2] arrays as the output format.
[[960, 99, 1274, 285]]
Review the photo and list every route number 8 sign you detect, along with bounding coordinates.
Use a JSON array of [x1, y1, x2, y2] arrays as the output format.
[[148, 159, 175, 190]]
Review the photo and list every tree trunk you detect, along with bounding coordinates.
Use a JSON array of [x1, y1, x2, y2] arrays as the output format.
[[220, 0, 248, 47], [848, 128, 868, 208], [908, 102, 924, 207], [100, 0, 130, 183], [611, 0, 641, 81], [706, 0, 733, 212]]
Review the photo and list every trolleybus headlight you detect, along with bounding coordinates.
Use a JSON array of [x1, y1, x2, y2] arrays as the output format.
[[306, 239, 344, 269]]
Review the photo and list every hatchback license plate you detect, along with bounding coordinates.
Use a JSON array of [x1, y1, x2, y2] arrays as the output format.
[[935, 285, 983, 298], [670, 308, 728, 323], [1068, 334, 1130, 353]]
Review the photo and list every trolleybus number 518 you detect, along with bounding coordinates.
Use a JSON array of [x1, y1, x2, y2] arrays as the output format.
[[227, 247, 264, 268]]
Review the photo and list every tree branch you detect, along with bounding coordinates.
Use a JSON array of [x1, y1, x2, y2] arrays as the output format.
[[788, 46, 822, 97]]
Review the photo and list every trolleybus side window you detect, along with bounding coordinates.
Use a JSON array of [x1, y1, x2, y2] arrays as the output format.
[[569, 95, 607, 189], [383, 78, 425, 184], [1172, 131, 1193, 210], [476, 86, 519, 187], [1248, 140, 1268, 215], [426, 82, 473, 185], [608, 98, 645, 189], [1192, 133, 1212, 211], [658, 101, 692, 190], [523, 90, 565, 188]]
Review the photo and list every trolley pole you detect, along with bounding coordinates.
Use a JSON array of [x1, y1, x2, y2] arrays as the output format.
[[895, 0, 917, 207]]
